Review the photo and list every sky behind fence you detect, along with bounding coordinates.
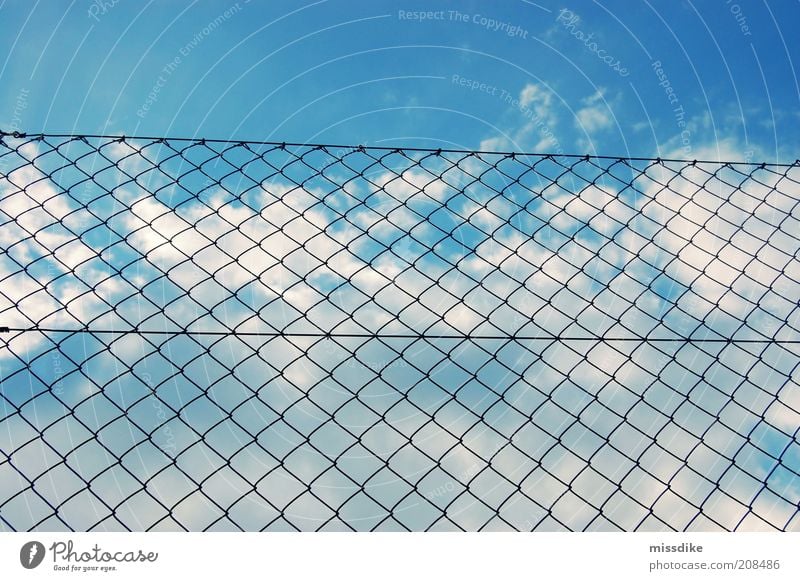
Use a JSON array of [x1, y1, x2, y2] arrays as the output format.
[[2, 1, 799, 165], [1, 132, 798, 531]]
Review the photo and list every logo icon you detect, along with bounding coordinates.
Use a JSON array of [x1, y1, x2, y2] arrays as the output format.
[[20, 541, 45, 569]]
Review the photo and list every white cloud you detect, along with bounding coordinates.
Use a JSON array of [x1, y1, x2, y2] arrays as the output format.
[[478, 83, 561, 154], [519, 83, 554, 121], [0, 154, 123, 359], [576, 106, 612, 133], [575, 90, 613, 133], [479, 135, 510, 152]]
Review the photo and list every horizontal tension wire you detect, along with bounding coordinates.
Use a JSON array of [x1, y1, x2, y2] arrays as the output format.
[[0, 326, 797, 344]]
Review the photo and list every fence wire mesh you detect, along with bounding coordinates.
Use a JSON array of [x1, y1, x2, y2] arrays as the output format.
[[0, 130, 799, 532]]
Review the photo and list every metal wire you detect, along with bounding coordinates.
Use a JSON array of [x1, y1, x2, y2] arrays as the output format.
[[1, 130, 798, 532]]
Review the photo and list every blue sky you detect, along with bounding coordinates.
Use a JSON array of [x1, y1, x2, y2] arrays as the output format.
[[1, 0, 799, 161], [1, 1, 799, 532]]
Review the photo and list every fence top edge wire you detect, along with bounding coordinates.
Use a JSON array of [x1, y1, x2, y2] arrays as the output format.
[[2, 327, 798, 344], [1, 129, 798, 168]]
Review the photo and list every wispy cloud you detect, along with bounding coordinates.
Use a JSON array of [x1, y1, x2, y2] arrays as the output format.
[[574, 89, 613, 133]]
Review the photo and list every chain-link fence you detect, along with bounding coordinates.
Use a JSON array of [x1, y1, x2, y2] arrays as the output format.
[[1, 130, 798, 531]]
